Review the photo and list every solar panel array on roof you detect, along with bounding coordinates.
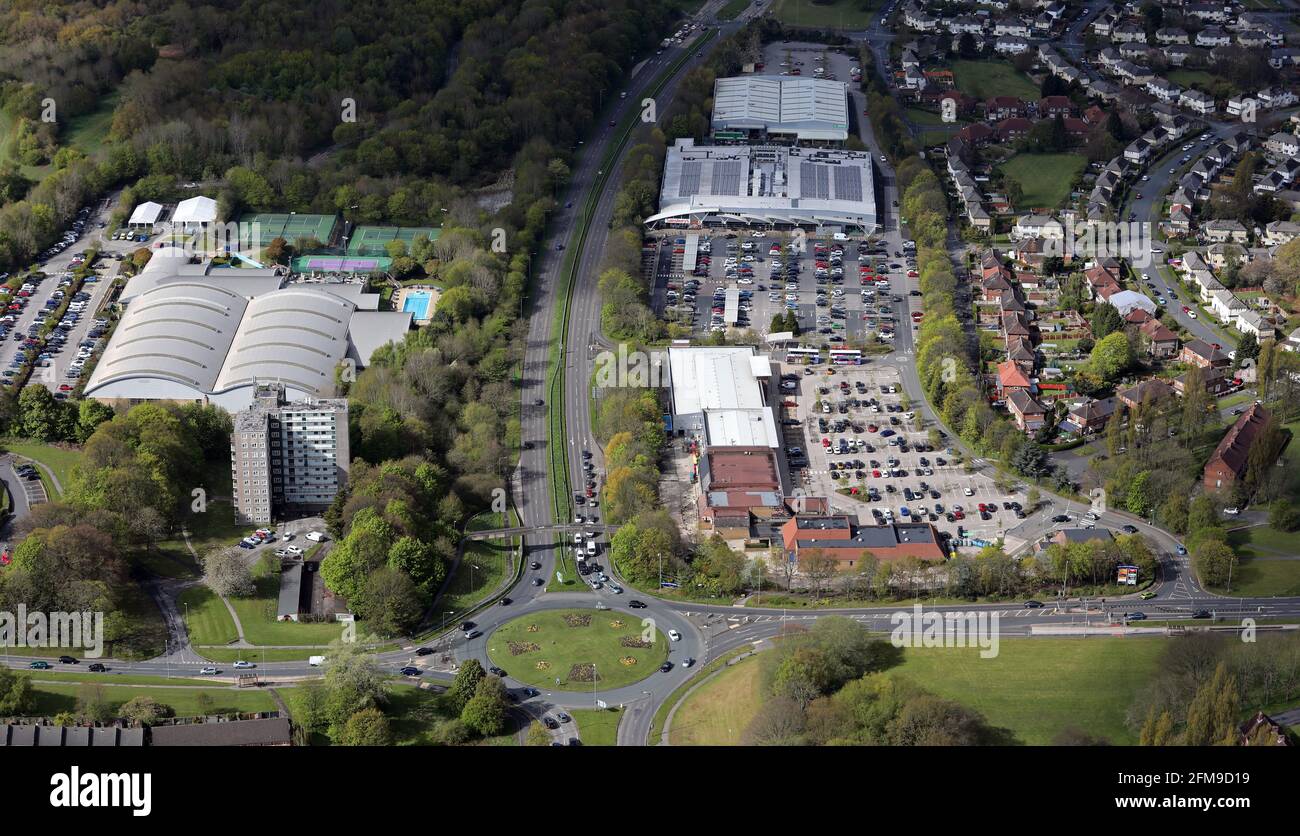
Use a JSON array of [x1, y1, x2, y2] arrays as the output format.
[[800, 162, 830, 199], [679, 161, 702, 197], [834, 166, 862, 202], [710, 160, 743, 195]]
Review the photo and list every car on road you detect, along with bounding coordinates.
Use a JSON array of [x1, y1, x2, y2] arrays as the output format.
[[1176, 544, 1187, 555], [415, 647, 434, 656], [460, 621, 475, 632], [629, 600, 647, 609], [1051, 514, 1070, 523], [659, 661, 674, 673], [464, 630, 482, 640], [1121, 524, 1138, 534], [28, 661, 51, 670], [88, 663, 106, 672], [500, 597, 512, 606], [489, 666, 506, 677], [1139, 591, 1157, 600], [529, 561, 541, 570], [1023, 601, 1043, 609], [1124, 612, 1147, 621], [233, 660, 255, 669], [399, 666, 421, 676], [199, 667, 220, 675], [1192, 610, 1212, 620], [668, 629, 681, 641]]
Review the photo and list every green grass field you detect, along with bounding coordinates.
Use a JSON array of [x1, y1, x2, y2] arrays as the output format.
[[571, 707, 622, 745], [179, 585, 240, 646], [486, 608, 668, 691], [951, 60, 1039, 101], [1212, 527, 1300, 596], [226, 567, 351, 646], [772, 0, 882, 29], [0, 438, 84, 493], [63, 93, 119, 157], [26, 684, 277, 719], [669, 656, 764, 746], [998, 153, 1087, 211], [664, 638, 1166, 745]]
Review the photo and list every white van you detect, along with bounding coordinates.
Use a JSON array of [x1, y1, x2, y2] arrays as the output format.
[[305, 531, 327, 542], [586, 540, 597, 557], [832, 232, 849, 241]]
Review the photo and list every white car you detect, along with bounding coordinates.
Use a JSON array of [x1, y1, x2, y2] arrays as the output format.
[[963, 487, 974, 496], [233, 660, 255, 669], [1187, 311, 1197, 319], [668, 629, 681, 641], [199, 667, 220, 675], [1223, 507, 1240, 515]]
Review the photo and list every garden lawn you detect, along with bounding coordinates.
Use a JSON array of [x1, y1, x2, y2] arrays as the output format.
[[668, 656, 764, 746], [997, 153, 1087, 211], [571, 707, 622, 745], [951, 60, 1038, 101], [772, 0, 882, 29], [486, 608, 668, 691]]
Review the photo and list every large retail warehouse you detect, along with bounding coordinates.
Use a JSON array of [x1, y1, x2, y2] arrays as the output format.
[[647, 138, 877, 232]]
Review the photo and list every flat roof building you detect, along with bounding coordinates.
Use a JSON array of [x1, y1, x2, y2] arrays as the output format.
[[712, 75, 850, 142], [648, 138, 878, 232], [667, 346, 772, 432]]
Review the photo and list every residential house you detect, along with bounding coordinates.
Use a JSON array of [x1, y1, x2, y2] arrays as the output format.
[[1139, 319, 1180, 358], [1202, 403, 1272, 493], [1062, 396, 1118, 434], [1181, 338, 1230, 369], [1179, 88, 1216, 116], [1117, 378, 1176, 410], [1203, 219, 1249, 244], [1007, 388, 1048, 433]]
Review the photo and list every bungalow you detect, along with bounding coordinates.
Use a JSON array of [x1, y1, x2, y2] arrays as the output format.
[[1139, 319, 1180, 358], [1007, 388, 1048, 433], [780, 516, 947, 567], [1181, 338, 1230, 369], [1210, 288, 1247, 322]]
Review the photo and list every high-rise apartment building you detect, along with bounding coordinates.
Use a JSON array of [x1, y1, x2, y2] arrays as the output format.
[[231, 383, 350, 524]]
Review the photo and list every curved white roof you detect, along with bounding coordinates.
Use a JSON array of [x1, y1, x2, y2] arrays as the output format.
[[214, 288, 353, 394], [86, 283, 248, 395]]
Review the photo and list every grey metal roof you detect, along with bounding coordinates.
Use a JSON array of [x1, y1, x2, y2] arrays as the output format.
[[712, 76, 849, 141], [214, 288, 353, 394]]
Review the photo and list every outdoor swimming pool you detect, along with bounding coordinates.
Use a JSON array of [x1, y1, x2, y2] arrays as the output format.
[[401, 290, 433, 320]]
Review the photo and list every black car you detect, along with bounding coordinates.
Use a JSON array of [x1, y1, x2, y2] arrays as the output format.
[[1052, 514, 1070, 523], [489, 666, 507, 676], [58, 655, 78, 664], [629, 600, 647, 609], [1023, 601, 1043, 609], [543, 716, 559, 729], [399, 666, 421, 676], [415, 647, 434, 656], [460, 621, 475, 632], [1191, 610, 1212, 619], [88, 663, 106, 672], [500, 597, 512, 606], [529, 561, 541, 570], [1121, 524, 1138, 534], [532, 578, 544, 586], [659, 661, 674, 673]]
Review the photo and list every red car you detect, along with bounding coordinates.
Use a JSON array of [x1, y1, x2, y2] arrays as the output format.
[[867, 424, 878, 433], [58, 384, 72, 391], [1182, 306, 1191, 313], [871, 470, 881, 478]]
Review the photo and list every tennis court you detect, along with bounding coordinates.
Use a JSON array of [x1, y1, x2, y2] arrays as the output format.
[[291, 255, 392, 273], [238, 213, 338, 247], [346, 225, 440, 257]]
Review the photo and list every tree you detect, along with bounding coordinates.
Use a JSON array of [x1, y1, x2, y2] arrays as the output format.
[[1091, 302, 1123, 340], [118, 696, 174, 725], [76, 683, 115, 722], [1183, 663, 1240, 746], [448, 659, 485, 713], [798, 549, 839, 599], [461, 676, 509, 736], [0, 668, 33, 715], [526, 720, 552, 746], [339, 707, 394, 745], [1192, 538, 1238, 589], [741, 695, 806, 745], [1139, 707, 1177, 746], [203, 546, 256, 597], [1090, 331, 1133, 382], [322, 640, 390, 737], [355, 566, 423, 637]]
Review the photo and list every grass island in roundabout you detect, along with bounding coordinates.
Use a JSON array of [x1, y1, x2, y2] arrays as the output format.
[[486, 608, 669, 691]]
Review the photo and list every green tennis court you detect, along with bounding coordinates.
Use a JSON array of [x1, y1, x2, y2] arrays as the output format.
[[346, 225, 441, 257], [237, 213, 338, 247]]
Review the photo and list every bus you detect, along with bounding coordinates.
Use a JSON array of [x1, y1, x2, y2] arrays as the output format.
[[786, 346, 822, 364], [829, 349, 863, 365]]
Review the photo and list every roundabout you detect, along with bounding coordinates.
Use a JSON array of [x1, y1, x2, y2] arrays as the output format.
[[485, 608, 669, 691]]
